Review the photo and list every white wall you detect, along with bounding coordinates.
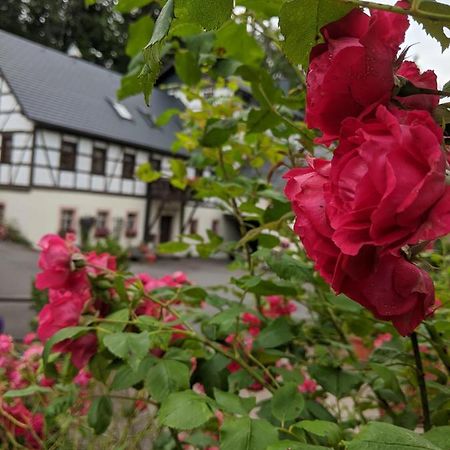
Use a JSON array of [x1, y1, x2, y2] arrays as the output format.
[[0, 189, 146, 247]]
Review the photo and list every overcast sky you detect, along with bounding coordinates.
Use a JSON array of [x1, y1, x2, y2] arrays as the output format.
[[372, 0, 450, 88]]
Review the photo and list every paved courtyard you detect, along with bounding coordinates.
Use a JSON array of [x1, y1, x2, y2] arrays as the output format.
[[0, 241, 239, 338]]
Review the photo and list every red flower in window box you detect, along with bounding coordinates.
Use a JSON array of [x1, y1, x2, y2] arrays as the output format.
[[125, 229, 138, 238], [94, 227, 110, 238]]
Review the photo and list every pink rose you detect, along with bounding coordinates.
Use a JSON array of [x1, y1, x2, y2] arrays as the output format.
[[0, 334, 13, 353], [263, 296, 297, 318], [37, 290, 89, 342], [35, 233, 88, 291], [326, 106, 449, 256], [85, 251, 117, 275], [306, 8, 408, 143], [299, 378, 318, 394], [374, 333, 392, 348]]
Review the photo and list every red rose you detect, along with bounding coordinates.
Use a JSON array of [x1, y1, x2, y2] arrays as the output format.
[[306, 8, 408, 143], [326, 106, 449, 256], [284, 157, 438, 335], [396, 61, 439, 112]]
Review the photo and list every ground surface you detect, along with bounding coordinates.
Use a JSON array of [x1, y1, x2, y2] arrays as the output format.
[[0, 241, 240, 338]]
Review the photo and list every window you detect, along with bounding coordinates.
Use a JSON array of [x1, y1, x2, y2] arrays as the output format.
[[195, 168, 203, 178], [212, 219, 220, 234], [109, 99, 133, 120], [125, 212, 138, 238], [0, 134, 12, 164], [92, 147, 106, 175], [122, 153, 135, 179], [190, 219, 198, 234], [95, 210, 110, 237], [60, 141, 77, 171], [151, 158, 161, 172], [60, 209, 75, 235], [0, 204, 4, 225]]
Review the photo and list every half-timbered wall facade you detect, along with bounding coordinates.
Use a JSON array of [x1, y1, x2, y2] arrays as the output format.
[[0, 76, 226, 250]]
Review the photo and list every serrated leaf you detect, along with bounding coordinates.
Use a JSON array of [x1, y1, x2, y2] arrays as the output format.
[[126, 15, 154, 57], [280, 0, 352, 67], [200, 118, 238, 147], [156, 108, 180, 126], [424, 426, 450, 450], [308, 365, 362, 398], [111, 364, 145, 390], [413, 1, 450, 51], [220, 417, 278, 450], [103, 332, 150, 370], [146, 360, 190, 402], [175, 0, 233, 30], [268, 443, 329, 450], [141, 0, 174, 104], [136, 162, 162, 183], [214, 388, 256, 415], [348, 422, 442, 450], [254, 317, 294, 349], [158, 391, 214, 429], [175, 49, 202, 85], [271, 383, 305, 422], [88, 396, 113, 435], [296, 420, 342, 445]]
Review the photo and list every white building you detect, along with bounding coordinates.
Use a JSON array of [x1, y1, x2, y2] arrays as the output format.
[[0, 30, 228, 249]]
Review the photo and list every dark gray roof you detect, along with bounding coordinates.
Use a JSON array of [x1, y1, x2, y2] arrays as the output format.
[[0, 29, 182, 154]]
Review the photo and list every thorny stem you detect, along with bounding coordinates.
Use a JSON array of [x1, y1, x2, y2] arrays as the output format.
[[410, 332, 431, 431], [339, 0, 450, 21]]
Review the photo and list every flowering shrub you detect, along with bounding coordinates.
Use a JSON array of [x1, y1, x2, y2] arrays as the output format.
[[2, 1, 450, 449]]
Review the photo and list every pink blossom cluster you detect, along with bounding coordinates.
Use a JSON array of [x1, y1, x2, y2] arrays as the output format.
[[35, 233, 191, 368], [285, 5, 450, 335]]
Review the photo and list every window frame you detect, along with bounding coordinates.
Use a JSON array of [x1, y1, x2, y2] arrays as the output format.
[[60, 140, 77, 171], [122, 152, 136, 179], [125, 211, 138, 238], [91, 146, 107, 175], [95, 209, 110, 237], [59, 208, 76, 236], [0, 133, 13, 164]]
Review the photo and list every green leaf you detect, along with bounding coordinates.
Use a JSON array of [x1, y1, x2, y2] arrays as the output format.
[[413, 2, 450, 51], [308, 366, 362, 398], [175, 0, 233, 30], [271, 383, 305, 422], [157, 241, 190, 254], [237, 276, 297, 297], [220, 417, 278, 450], [3, 385, 52, 399], [103, 332, 150, 370], [280, 0, 352, 67], [200, 118, 238, 147], [237, 0, 284, 18], [296, 420, 342, 445], [254, 317, 294, 349], [170, 158, 188, 190], [111, 364, 145, 391], [214, 388, 256, 415], [146, 360, 190, 402], [126, 15, 154, 57], [424, 426, 450, 450], [266, 252, 310, 281], [347, 422, 442, 450], [88, 396, 113, 435], [141, 0, 175, 104], [43, 326, 90, 367], [215, 22, 265, 66], [136, 162, 162, 183], [156, 108, 180, 126], [158, 391, 214, 430], [175, 49, 202, 85]]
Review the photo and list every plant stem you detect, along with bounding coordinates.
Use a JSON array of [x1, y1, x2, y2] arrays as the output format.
[[339, 0, 450, 21], [410, 332, 431, 431]]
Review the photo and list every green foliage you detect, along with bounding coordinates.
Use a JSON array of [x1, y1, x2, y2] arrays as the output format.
[[158, 391, 215, 429], [88, 396, 113, 435], [175, 0, 233, 30], [347, 422, 443, 450], [220, 417, 279, 450], [271, 383, 305, 422], [280, 0, 353, 67], [412, 2, 450, 51]]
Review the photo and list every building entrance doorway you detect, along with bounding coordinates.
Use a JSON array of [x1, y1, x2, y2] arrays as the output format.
[[159, 215, 173, 243]]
